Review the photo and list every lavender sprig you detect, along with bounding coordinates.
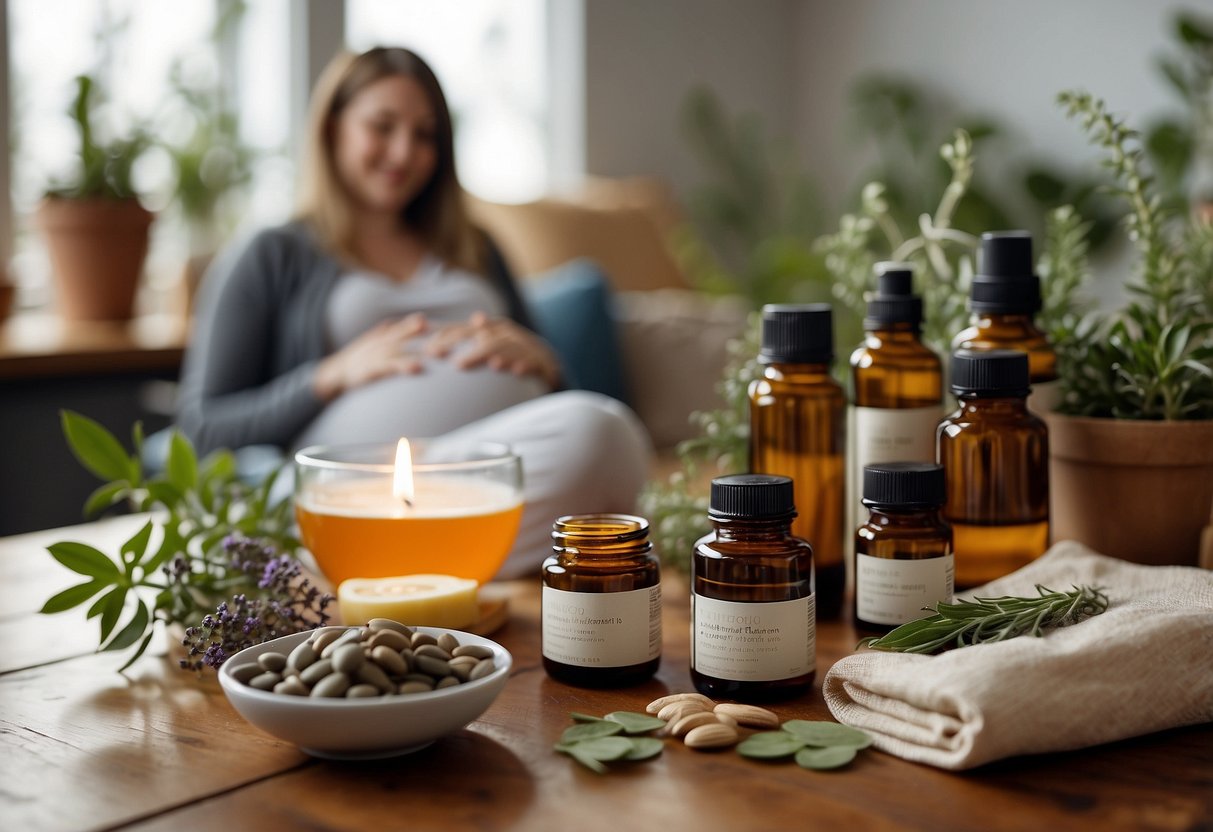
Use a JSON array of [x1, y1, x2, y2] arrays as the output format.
[[180, 535, 333, 672]]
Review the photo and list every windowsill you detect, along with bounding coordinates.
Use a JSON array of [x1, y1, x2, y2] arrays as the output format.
[[0, 310, 188, 380]]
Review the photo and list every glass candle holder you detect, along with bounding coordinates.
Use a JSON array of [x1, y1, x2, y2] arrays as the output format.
[[294, 441, 523, 586]]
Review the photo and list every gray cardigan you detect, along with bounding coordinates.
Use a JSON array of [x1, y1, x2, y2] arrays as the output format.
[[177, 221, 533, 455]]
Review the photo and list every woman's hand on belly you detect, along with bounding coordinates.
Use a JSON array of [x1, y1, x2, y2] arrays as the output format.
[[425, 312, 561, 388], [313, 312, 430, 401]]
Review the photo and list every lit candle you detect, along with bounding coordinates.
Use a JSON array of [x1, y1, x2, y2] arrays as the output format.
[[294, 440, 523, 586]]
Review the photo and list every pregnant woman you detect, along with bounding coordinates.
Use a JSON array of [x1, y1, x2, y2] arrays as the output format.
[[176, 46, 651, 578]]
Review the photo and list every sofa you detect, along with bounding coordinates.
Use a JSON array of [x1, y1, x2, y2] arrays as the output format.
[[468, 177, 749, 454]]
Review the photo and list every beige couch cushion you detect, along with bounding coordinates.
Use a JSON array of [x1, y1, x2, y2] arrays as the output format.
[[466, 180, 688, 293]]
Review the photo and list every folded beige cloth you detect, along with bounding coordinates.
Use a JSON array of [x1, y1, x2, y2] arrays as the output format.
[[823, 541, 1213, 770]]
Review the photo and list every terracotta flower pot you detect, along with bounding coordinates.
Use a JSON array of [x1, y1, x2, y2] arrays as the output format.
[[36, 197, 153, 321], [1044, 412, 1213, 566]]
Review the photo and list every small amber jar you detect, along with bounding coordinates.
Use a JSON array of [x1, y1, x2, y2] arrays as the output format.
[[691, 475, 815, 703], [855, 463, 953, 631], [749, 303, 845, 619], [952, 231, 1059, 411], [542, 514, 661, 688], [937, 350, 1049, 588]]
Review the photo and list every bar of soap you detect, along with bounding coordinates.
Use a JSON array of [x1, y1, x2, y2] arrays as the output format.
[[338, 574, 480, 629]]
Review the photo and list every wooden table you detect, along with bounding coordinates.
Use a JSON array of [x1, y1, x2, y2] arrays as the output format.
[[3, 517, 1210, 832]]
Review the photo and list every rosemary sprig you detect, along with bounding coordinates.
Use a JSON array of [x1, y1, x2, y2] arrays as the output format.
[[858, 585, 1110, 654]]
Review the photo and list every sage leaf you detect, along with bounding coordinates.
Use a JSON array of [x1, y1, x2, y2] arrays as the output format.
[[604, 711, 667, 734], [117, 629, 155, 674], [737, 732, 806, 759], [40, 580, 106, 614], [795, 745, 857, 770], [48, 542, 121, 580], [166, 431, 198, 493], [781, 721, 873, 749], [570, 712, 608, 723], [560, 721, 624, 744], [103, 601, 149, 651], [569, 736, 635, 762], [622, 737, 664, 761], [568, 749, 608, 774], [61, 410, 136, 483]]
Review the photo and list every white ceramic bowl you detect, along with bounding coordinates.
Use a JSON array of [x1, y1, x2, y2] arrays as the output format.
[[218, 626, 512, 760]]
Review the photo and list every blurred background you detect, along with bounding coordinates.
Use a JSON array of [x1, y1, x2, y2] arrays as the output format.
[[0, 0, 1210, 534]]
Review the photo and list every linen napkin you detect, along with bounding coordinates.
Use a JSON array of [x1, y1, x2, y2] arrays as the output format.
[[823, 541, 1213, 770]]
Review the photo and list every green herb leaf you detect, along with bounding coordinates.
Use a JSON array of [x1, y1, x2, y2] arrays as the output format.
[[117, 629, 156, 674], [569, 736, 635, 762], [103, 600, 149, 651], [61, 410, 136, 483], [795, 745, 857, 771], [48, 542, 121, 580], [83, 481, 128, 518], [96, 587, 127, 643], [859, 585, 1109, 654], [120, 521, 155, 577], [781, 721, 873, 749], [737, 732, 806, 759], [570, 712, 608, 722], [604, 711, 667, 734], [567, 749, 608, 774], [166, 431, 198, 493], [559, 721, 625, 744], [40, 580, 106, 613], [622, 737, 664, 761]]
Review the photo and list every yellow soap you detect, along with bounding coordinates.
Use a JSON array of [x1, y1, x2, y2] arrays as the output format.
[[338, 574, 480, 629]]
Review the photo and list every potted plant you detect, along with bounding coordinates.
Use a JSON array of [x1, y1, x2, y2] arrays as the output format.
[[37, 74, 153, 321], [1045, 91, 1213, 567]]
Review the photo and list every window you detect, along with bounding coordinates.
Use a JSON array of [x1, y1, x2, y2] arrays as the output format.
[[346, 0, 551, 203], [7, 0, 290, 312]]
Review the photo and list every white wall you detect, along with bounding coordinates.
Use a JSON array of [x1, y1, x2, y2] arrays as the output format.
[[793, 0, 1194, 213], [584, 0, 799, 196]]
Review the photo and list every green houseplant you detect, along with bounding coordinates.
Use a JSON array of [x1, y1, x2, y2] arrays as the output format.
[[37, 74, 153, 321], [1046, 91, 1213, 567]]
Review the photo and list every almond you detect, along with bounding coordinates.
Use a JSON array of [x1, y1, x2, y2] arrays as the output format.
[[714, 712, 738, 729], [683, 723, 740, 749], [645, 693, 716, 714], [658, 700, 710, 723], [714, 703, 779, 729], [668, 711, 720, 737]]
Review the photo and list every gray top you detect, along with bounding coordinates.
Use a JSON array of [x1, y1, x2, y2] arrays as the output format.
[[176, 221, 534, 454]]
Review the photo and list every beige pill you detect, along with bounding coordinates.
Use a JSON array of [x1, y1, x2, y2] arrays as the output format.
[[398, 681, 434, 694], [437, 632, 460, 654], [468, 658, 496, 681], [369, 618, 412, 634], [356, 661, 393, 692], [451, 644, 493, 660], [310, 673, 351, 698], [370, 645, 407, 676], [346, 684, 381, 698], [367, 629, 410, 652], [228, 662, 261, 684], [299, 659, 334, 686], [435, 675, 460, 689], [411, 632, 438, 648], [273, 677, 309, 696]]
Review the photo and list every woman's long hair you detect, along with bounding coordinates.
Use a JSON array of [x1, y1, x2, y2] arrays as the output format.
[[295, 47, 482, 272]]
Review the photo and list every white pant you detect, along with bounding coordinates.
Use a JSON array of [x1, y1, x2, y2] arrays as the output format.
[[438, 391, 653, 579]]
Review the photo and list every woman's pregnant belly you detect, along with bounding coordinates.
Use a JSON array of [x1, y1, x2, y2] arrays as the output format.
[[296, 355, 550, 447]]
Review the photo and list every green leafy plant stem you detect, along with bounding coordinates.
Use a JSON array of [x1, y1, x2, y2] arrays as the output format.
[[858, 585, 1110, 654]]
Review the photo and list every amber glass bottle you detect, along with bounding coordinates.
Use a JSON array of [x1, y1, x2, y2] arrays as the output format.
[[849, 263, 943, 553], [937, 350, 1049, 588], [691, 475, 815, 703], [542, 514, 661, 687], [749, 303, 845, 619], [952, 231, 1060, 412], [855, 462, 953, 631]]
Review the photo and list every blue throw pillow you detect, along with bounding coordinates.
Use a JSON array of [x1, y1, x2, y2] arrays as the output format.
[[523, 258, 630, 404]]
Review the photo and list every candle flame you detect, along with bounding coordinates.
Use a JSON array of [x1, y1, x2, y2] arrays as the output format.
[[393, 438, 415, 506]]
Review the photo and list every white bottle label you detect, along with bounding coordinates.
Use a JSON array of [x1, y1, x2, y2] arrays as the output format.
[[691, 593, 815, 682], [542, 585, 661, 668], [856, 553, 954, 625], [848, 404, 942, 558]]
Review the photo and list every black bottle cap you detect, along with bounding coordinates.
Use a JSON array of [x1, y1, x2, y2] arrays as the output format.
[[970, 231, 1042, 314], [862, 463, 946, 508], [950, 349, 1031, 396], [709, 474, 796, 520], [759, 304, 834, 364], [865, 261, 922, 329]]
